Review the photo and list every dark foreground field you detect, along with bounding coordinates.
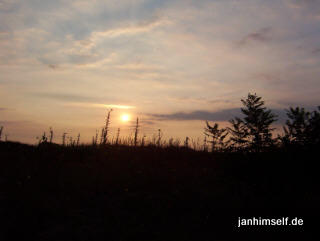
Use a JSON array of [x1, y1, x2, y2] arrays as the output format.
[[1, 141, 319, 240]]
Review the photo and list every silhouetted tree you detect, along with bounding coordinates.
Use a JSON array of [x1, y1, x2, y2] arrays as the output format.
[[309, 107, 320, 145], [204, 121, 228, 152], [228, 118, 248, 150], [282, 107, 310, 146], [229, 93, 277, 151], [282, 106, 320, 147]]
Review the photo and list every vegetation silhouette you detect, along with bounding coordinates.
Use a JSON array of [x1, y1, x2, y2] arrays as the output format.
[[227, 93, 277, 152], [204, 121, 228, 152], [281, 106, 320, 148], [1, 93, 319, 240]]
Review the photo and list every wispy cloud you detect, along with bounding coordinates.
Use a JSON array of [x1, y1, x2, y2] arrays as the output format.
[[94, 104, 136, 110], [237, 27, 272, 47], [31, 92, 135, 109], [285, 0, 320, 19], [62, 102, 135, 109], [90, 18, 170, 40], [287, 0, 320, 10], [31, 92, 101, 103]]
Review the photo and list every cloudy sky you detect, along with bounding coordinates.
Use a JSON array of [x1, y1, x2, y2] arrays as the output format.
[[1, 0, 320, 144]]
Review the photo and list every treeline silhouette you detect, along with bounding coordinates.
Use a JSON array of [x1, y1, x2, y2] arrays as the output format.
[[204, 93, 320, 152], [1, 93, 319, 240]]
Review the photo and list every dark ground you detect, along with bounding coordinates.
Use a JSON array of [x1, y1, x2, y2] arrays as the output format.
[[1, 141, 319, 240]]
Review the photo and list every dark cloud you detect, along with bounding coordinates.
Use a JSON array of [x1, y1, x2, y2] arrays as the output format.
[[125, 118, 156, 128], [276, 100, 320, 109], [149, 108, 242, 121], [149, 108, 289, 123], [238, 27, 272, 46], [140, 119, 156, 126], [312, 48, 320, 54], [289, 0, 320, 8]]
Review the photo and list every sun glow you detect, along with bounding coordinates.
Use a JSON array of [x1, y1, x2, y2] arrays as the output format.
[[121, 114, 130, 122]]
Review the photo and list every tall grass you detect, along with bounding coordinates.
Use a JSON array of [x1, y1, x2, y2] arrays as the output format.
[[0, 126, 3, 141]]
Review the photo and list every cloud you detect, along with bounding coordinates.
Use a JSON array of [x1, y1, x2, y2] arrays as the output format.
[[101, 104, 135, 109], [312, 48, 320, 54], [65, 103, 136, 109], [149, 108, 242, 121], [90, 18, 170, 40], [237, 27, 272, 46], [31, 92, 101, 103], [285, 0, 320, 19], [139, 119, 156, 126], [287, 0, 320, 9], [30, 92, 136, 111], [148, 108, 289, 123], [0, 107, 9, 111], [30, 92, 136, 109], [115, 63, 163, 71], [276, 100, 320, 110], [0, 0, 171, 67], [48, 64, 58, 69]]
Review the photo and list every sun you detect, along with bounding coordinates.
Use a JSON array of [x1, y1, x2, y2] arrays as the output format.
[[121, 114, 130, 122]]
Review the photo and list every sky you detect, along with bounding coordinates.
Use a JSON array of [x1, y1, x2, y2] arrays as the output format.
[[1, 0, 320, 144]]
